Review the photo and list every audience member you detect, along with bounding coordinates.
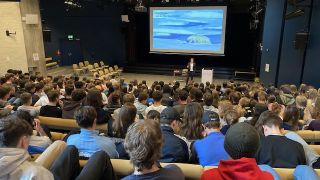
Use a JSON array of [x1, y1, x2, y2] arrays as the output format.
[[180, 102, 203, 141], [145, 91, 166, 116], [173, 89, 188, 117], [62, 89, 86, 119], [123, 120, 184, 180], [39, 90, 62, 118], [17, 92, 40, 117]]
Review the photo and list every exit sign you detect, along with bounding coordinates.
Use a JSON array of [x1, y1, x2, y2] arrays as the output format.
[[67, 35, 74, 40]]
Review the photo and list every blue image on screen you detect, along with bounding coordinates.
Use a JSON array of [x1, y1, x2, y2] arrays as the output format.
[[152, 9, 224, 52]]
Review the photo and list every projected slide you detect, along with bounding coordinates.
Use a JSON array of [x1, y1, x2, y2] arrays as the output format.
[[150, 7, 227, 54]]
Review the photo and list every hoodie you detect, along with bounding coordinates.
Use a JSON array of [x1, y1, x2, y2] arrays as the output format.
[[62, 100, 81, 119], [201, 158, 274, 180], [277, 93, 295, 106], [0, 148, 53, 180]]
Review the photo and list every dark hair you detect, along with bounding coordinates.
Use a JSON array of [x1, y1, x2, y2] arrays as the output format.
[[180, 102, 203, 140], [203, 93, 213, 106], [15, 110, 34, 126], [71, 89, 87, 101], [74, 106, 97, 128], [24, 82, 36, 93], [0, 85, 12, 99], [124, 120, 162, 172], [255, 111, 282, 135], [178, 90, 188, 101], [283, 105, 300, 131], [112, 103, 137, 138], [230, 91, 241, 105], [250, 103, 268, 126], [152, 91, 163, 102], [65, 84, 74, 96], [0, 116, 33, 147], [75, 81, 84, 89], [84, 89, 103, 108], [47, 90, 60, 102], [20, 92, 32, 105], [146, 110, 160, 121], [35, 82, 44, 92], [224, 109, 239, 125], [138, 93, 148, 102], [123, 94, 135, 104]]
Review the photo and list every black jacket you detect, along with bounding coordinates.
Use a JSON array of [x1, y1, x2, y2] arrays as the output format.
[[160, 126, 189, 163], [255, 135, 306, 168]]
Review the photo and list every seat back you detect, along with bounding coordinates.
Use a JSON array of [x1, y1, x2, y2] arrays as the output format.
[[99, 70, 105, 76], [94, 63, 100, 69], [38, 116, 107, 133], [72, 64, 79, 70], [109, 67, 114, 72], [84, 61, 90, 66], [104, 68, 110, 74], [100, 61, 105, 67], [88, 64, 94, 70], [79, 62, 85, 68], [114, 65, 119, 70]]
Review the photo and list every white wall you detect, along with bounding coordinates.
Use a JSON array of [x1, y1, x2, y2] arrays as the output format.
[[0, 2, 28, 75]]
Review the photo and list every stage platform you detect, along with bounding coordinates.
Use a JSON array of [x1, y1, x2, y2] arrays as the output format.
[[47, 66, 250, 86]]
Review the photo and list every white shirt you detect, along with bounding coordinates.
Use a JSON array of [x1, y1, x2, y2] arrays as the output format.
[[34, 95, 49, 107], [190, 63, 194, 72]]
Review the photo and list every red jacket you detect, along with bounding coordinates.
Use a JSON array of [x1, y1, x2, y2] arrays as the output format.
[[201, 158, 274, 180]]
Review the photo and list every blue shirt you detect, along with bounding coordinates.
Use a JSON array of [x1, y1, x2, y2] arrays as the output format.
[[67, 129, 119, 158], [194, 131, 229, 166]]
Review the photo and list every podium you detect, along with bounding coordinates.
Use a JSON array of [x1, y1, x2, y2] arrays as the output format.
[[201, 68, 214, 84]]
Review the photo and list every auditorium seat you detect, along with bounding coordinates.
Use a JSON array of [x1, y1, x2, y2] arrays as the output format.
[[72, 64, 84, 75], [87, 64, 97, 75], [38, 116, 107, 133], [79, 62, 89, 73], [100, 61, 108, 69], [283, 130, 320, 143], [94, 63, 102, 71], [108, 67, 118, 76], [84, 61, 90, 67]]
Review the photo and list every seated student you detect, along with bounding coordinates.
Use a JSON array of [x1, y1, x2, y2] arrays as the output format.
[[0, 84, 14, 117], [192, 112, 228, 166], [24, 82, 39, 106], [40, 90, 63, 118], [83, 89, 112, 124], [220, 109, 239, 135], [145, 91, 167, 116], [112, 93, 135, 121], [61, 84, 74, 103], [255, 111, 306, 168], [34, 85, 53, 107], [146, 110, 160, 122], [14, 110, 51, 153], [67, 106, 118, 158], [282, 105, 301, 130], [159, 107, 189, 163], [134, 93, 148, 116], [0, 115, 116, 180], [203, 93, 219, 113], [105, 91, 122, 114], [201, 123, 277, 180], [173, 89, 188, 117], [62, 89, 86, 119], [123, 120, 184, 180], [17, 92, 41, 117]]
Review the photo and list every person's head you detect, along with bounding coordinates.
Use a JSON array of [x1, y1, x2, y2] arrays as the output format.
[[75, 81, 85, 89], [20, 92, 32, 106], [146, 110, 160, 122], [74, 106, 97, 129], [71, 89, 87, 101], [113, 103, 137, 138], [124, 120, 162, 172], [257, 91, 267, 103], [152, 91, 163, 102], [255, 111, 282, 136], [47, 90, 60, 103], [283, 105, 300, 130], [190, 58, 194, 63], [15, 110, 34, 126], [0, 84, 12, 100], [160, 107, 181, 133], [123, 94, 135, 104], [224, 109, 239, 125], [250, 103, 268, 126], [203, 93, 213, 106], [296, 95, 307, 109], [178, 89, 188, 102], [84, 89, 103, 108], [230, 91, 241, 105], [0, 116, 33, 149], [65, 84, 74, 97], [111, 91, 121, 105], [202, 111, 220, 132], [24, 82, 36, 94], [35, 82, 44, 93], [224, 123, 260, 159], [180, 102, 203, 140], [138, 93, 148, 105], [218, 100, 233, 118]]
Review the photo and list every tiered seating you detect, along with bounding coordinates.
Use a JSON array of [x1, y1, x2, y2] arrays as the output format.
[[74, 60, 121, 78], [38, 116, 107, 133], [45, 57, 58, 69], [284, 130, 320, 143]]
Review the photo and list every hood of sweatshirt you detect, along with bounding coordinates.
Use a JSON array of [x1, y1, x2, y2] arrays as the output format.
[[63, 100, 81, 111], [0, 148, 29, 177], [217, 158, 272, 180], [280, 94, 295, 106]]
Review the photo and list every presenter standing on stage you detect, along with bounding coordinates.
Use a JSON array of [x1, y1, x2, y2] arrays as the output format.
[[186, 58, 196, 85]]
